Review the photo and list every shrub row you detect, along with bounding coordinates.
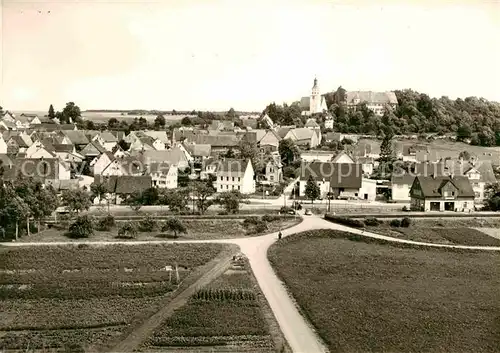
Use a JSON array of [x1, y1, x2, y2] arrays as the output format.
[[324, 215, 364, 228], [391, 217, 412, 228]]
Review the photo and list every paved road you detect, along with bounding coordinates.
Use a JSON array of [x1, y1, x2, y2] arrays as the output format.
[[4, 214, 500, 353]]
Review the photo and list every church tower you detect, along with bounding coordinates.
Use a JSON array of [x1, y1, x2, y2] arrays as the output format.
[[310, 77, 321, 115]]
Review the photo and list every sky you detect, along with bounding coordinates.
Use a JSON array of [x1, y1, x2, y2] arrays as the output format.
[[1, 0, 499, 112]]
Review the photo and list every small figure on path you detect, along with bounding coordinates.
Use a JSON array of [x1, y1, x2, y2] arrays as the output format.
[[278, 231, 282, 240]]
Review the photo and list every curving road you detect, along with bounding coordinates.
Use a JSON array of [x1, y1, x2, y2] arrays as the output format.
[[3, 214, 500, 353]]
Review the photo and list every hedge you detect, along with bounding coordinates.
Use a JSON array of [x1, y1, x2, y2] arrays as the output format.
[[324, 214, 364, 228]]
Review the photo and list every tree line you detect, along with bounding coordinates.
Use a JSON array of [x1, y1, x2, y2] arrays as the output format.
[[328, 88, 500, 146]]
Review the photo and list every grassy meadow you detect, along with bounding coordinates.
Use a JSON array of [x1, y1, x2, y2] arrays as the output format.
[[269, 229, 500, 353]]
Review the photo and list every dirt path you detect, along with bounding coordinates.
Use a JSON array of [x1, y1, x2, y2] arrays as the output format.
[[107, 246, 238, 352]]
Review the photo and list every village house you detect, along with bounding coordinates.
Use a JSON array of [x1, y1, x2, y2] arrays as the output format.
[[112, 144, 128, 158], [214, 159, 255, 194], [92, 152, 115, 175], [260, 114, 274, 129], [143, 131, 170, 147], [301, 151, 336, 163], [263, 154, 283, 185], [258, 130, 281, 152], [445, 159, 498, 203], [209, 120, 235, 131], [93, 175, 152, 205], [3, 158, 71, 181], [355, 156, 375, 176], [101, 156, 145, 177], [62, 130, 89, 150], [298, 161, 376, 201], [149, 163, 178, 189], [186, 134, 240, 156], [402, 144, 437, 163], [25, 140, 57, 159], [324, 114, 334, 130], [343, 91, 398, 116], [410, 175, 475, 212], [200, 157, 217, 180], [135, 147, 192, 170], [94, 132, 118, 151], [391, 162, 448, 202], [80, 141, 107, 159], [331, 151, 355, 164]]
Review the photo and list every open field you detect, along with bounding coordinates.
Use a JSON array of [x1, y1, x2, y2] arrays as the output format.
[[268, 229, 500, 353], [13, 217, 299, 243], [0, 243, 227, 351], [142, 259, 277, 352], [359, 138, 500, 164], [363, 217, 500, 246]]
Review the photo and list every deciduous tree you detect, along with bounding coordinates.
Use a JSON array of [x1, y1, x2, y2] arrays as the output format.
[[161, 217, 187, 238], [61, 189, 92, 214], [279, 139, 300, 166]]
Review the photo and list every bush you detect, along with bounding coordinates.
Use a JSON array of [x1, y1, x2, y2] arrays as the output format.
[[118, 222, 138, 239], [262, 214, 280, 222], [138, 215, 158, 232], [243, 216, 261, 227], [364, 217, 381, 227], [402, 205, 409, 212], [324, 215, 364, 228], [390, 219, 402, 227], [280, 206, 294, 214], [67, 216, 94, 239], [401, 217, 412, 228], [97, 214, 115, 231], [243, 216, 268, 234]]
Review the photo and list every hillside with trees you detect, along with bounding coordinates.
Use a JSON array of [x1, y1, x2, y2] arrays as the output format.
[[326, 88, 500, 146]]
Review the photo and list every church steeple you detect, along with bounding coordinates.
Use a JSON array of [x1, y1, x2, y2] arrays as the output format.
[[312, 76, 318, 90]]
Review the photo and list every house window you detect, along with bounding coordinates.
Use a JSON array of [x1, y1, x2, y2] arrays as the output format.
[[238, 186, 240, 190], [220, 185, 223, 189], [238, 177, 241, 182], [464, 202, 468, 208], [232, 177, 235, 182], [270, 167, 273, 173], [354, 193, 358, 197], [220, 176, 223, 181], [226, 177, 229, 181], [270, 176, 274, 181], [226, 185, 229, 189]]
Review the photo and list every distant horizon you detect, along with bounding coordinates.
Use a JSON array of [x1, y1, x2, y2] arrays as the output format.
[[6, 86, 500, 115]]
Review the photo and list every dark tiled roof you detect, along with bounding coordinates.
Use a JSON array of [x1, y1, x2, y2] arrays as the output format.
[[45, 179, 80, 191], [53, 144, 74, 153], [94, 175, 152, 194], [188, 134, 240, 148], [99, 132, 118, 142], [3, 158, 68, 181], [300, 161, 363, 189], [63, 130, 89, 145], [184, 143, 211, 157], [413, 175, 474, 198], [80, 142, 103, 157], [214, 159, 250, 176]]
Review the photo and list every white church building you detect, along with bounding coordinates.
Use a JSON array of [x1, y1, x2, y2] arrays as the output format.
[[299, 77, 328, 116]]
